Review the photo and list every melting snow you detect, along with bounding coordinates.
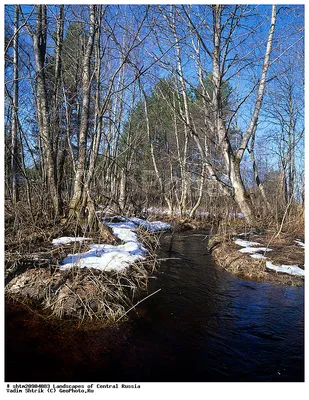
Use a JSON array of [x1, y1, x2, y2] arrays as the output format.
[[237, 232, 256, 238], [60, 242, 147, 271], [234, 239, 261, 247], [295, 240, 305, 248], [234, 237, 271, 260], [266, 261, 305, 277], [130, 217, 171, 232], [53, 217, 171, 271], [239, 247, 272, 254], [249, 254, 268, 260], [235, 235, 305, 276], [105, 221, 139, 243], [52, 237, 91, 245]]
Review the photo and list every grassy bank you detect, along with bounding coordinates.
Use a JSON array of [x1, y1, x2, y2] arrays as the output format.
[[209, 230, 304, 285], [147, 208, 305, 285], [5, 219, 163, 324]]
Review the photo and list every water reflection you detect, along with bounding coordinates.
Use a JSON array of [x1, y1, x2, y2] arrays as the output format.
[[130, 231, 304, 382]]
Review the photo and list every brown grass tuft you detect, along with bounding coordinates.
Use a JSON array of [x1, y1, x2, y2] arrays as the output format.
[[6, 257, 154, 323], [210, 234, 304, 286]]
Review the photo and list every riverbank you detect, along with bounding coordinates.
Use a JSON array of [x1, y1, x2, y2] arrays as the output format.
[[209, 231, 304, 285], [143, 212, 305, 285], [5, 210, 305, 328], [5, 216, 171, 323], [6, 230, 304, 382]]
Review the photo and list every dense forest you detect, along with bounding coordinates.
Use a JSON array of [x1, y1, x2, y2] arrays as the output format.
[[4, 4, 304, 231]]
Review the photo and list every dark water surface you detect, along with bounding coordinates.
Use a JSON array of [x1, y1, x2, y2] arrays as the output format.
[[121, 231, 304, 382], [6, 231, 304, 382]]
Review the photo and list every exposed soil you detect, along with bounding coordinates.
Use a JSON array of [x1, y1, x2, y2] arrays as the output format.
[[210, 231, 304, 285]]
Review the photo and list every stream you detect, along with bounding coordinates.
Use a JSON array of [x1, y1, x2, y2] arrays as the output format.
[[5, 231, 304, 382], [111, 231, 304, 382]]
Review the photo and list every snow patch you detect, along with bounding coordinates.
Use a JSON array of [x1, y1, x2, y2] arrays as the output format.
[[237, 232, 256, 238], [105, 221, 139, 243], [250, 253, 268, 260], [239, 247, 272, 254], [266, 261, 305, 277], [53, 217, 170, 272], [235, 237, 272, 258], [52, 237, 91, 245], [130, 217, 171, 232], [234, 235, 304, 277], [234, 239, 261, 247], [60, 241, 146, 271]]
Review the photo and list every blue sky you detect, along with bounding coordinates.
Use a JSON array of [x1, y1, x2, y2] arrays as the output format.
[[4, 4, 304, 179]]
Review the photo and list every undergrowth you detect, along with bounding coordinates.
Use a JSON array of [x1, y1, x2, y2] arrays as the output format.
[[5, 211, 160, 324]]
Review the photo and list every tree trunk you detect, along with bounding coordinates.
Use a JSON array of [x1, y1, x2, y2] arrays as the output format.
[[119, 170, 127, 212], [249, 126, 272, 213], [66, 6, 118, 243], [141, 86, 174, 213], [189, 163, 205, 218], [33, 5, 59, 216], [69, 5, 96, 216], [288, 90, 296, 202], [85, 8, 103, 192], [229, 158, 256, 226], [11, 5, 19, 205], [210, 5, 276, 227], [53, 5, 64, 213]]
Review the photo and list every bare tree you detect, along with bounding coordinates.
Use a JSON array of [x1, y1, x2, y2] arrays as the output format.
[[11, 5, 20, 205], [4, 4, 303, 231], [69, 5, 97, 217], [182, 5, 277, 226], [32, 5, 59, 216]]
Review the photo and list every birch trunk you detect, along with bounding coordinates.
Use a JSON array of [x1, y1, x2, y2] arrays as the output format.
[[69, 5, 96, 215], [54, 5, 64, 213], [249, 126, 272, 213], [11, 5, 19, 205], [211, 5, 276, 227], [119, 170, 127, 212], [33, 5, 59, 216], [189, 163, 206, 218], [142, 88, 173, 213]]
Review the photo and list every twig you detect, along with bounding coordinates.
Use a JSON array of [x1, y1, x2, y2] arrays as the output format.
[[274, 194, 294, 239], [115, 288, 161, 322], [266, 188, 295, 250]]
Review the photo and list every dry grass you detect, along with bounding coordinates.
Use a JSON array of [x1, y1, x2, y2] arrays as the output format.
[[210, 232, 304, 286], [6, 256, 155, 323], [5, 217, 160, 324], [212, 242, 269, 280], [205, 202, 305, 285]]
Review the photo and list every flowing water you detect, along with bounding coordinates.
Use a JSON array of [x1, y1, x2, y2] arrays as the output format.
[[5, 231, 304, 382], [114, 231, 304, 382]]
